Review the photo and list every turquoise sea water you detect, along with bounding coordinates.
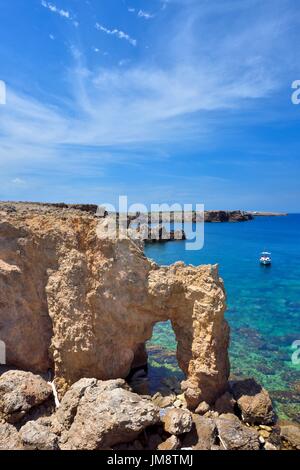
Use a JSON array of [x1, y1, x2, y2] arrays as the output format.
[[145, 215, 300, 422]]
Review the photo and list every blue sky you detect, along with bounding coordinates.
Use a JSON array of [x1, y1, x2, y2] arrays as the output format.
[[0, 0, 299, 211]]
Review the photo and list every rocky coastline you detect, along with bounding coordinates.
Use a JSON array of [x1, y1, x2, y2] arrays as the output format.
[[0, 202, 298, 451]]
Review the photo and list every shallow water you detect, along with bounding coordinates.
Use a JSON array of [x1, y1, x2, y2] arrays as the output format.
[[145, 215, 300, 422]]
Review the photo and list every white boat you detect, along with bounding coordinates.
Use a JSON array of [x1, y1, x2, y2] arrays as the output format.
[[260, 251, 272, 265]]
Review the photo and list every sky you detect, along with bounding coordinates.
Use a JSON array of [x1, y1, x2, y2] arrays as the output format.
[[0, 0, 300, 211]]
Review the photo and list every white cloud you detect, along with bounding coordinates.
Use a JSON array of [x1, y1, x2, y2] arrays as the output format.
[[95, 23, 137, 47], [49, 34, 55, 40], [138, 10, 155, 20], [128, 7, 155, 19], [41, 1, 79, 27], [41, 1, 70, 18], [0, 0, 297, 169]]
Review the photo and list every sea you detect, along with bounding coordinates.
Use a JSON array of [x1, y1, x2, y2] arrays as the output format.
[[144, 214, 300, 423]]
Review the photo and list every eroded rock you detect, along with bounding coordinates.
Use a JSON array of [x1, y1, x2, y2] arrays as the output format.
[[280, 424, 300, 450], [0, 371, 52, 423], [231, 378, 275, 425], [182, 414, 216, 450], [0, 423, 23, 450], [195, 401, 210, 415], [19, 420, 59, 450], [0, 203, 229, 407], [54, 379, 160, 450], [162, 408, 193, 436], [158, 435, 181, 450], [216, 414, 260, 450]]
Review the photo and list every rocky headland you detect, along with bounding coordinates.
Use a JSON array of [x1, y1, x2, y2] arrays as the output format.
[[0, 202, 298, 451]]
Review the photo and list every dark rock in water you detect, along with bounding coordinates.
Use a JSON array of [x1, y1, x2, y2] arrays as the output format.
[[256, 364, 276, 376], [216, 414, 260, 450], [231, 378, 275, 425], [182, 414, 216, 450]]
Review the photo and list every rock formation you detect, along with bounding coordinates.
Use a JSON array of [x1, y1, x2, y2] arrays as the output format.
[[0, 202, 230, 408]]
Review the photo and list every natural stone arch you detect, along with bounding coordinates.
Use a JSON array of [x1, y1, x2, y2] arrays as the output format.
[[0, 208, 230, 409]]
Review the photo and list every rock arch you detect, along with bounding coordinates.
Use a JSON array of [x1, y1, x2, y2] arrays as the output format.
[[0, 206, 230, 408]]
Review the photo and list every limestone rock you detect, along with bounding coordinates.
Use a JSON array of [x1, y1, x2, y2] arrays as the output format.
[[158, 435, 181, 450], [280, 424, 300, 450], [19, 421, 59, 450], [195, 401, 210, 415], [0, 423, 23, 450], [182, 414, 216, 450], [0, 370, 52, 423], [152, 393, 176, 408], [54, 379, 160, 450], [231, 378, 275, 425], [162, 408, 193, 436], [0, 203, 229, 407], [216, 414, 260, 450]]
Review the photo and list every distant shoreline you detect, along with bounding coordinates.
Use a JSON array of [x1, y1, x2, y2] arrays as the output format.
[[249, 211, 288, 217]]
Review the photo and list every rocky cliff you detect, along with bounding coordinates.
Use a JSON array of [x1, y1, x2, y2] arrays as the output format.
[[0, 202, 229, 408]]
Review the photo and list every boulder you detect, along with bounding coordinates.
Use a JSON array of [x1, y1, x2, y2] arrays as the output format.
[[182, 414, 216, 450], [195, 401, 210, 415], [158, 435, 181, 450], [280, 424, 300, 450], [0, 423, 23, 450], [152, 393, 176, 408], [0, 370, 52, 423], [216, 414, 260, 450], [231, 378, 275, 425], [162, 408, 193, 436], [19, 421, 59, 450], [53, 379, 160, 450]]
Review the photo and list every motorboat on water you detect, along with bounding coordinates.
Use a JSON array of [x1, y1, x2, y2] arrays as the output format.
[[260, 251, 272, 265]]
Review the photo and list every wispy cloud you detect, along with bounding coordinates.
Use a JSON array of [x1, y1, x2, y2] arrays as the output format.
[[138, 10, 155, 20], [1, 1, 298, 169], [128, 7, 155, 19], [41, 1, 70, 18], [41, 1, 79, 27], [95, 23, 137, 46]]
